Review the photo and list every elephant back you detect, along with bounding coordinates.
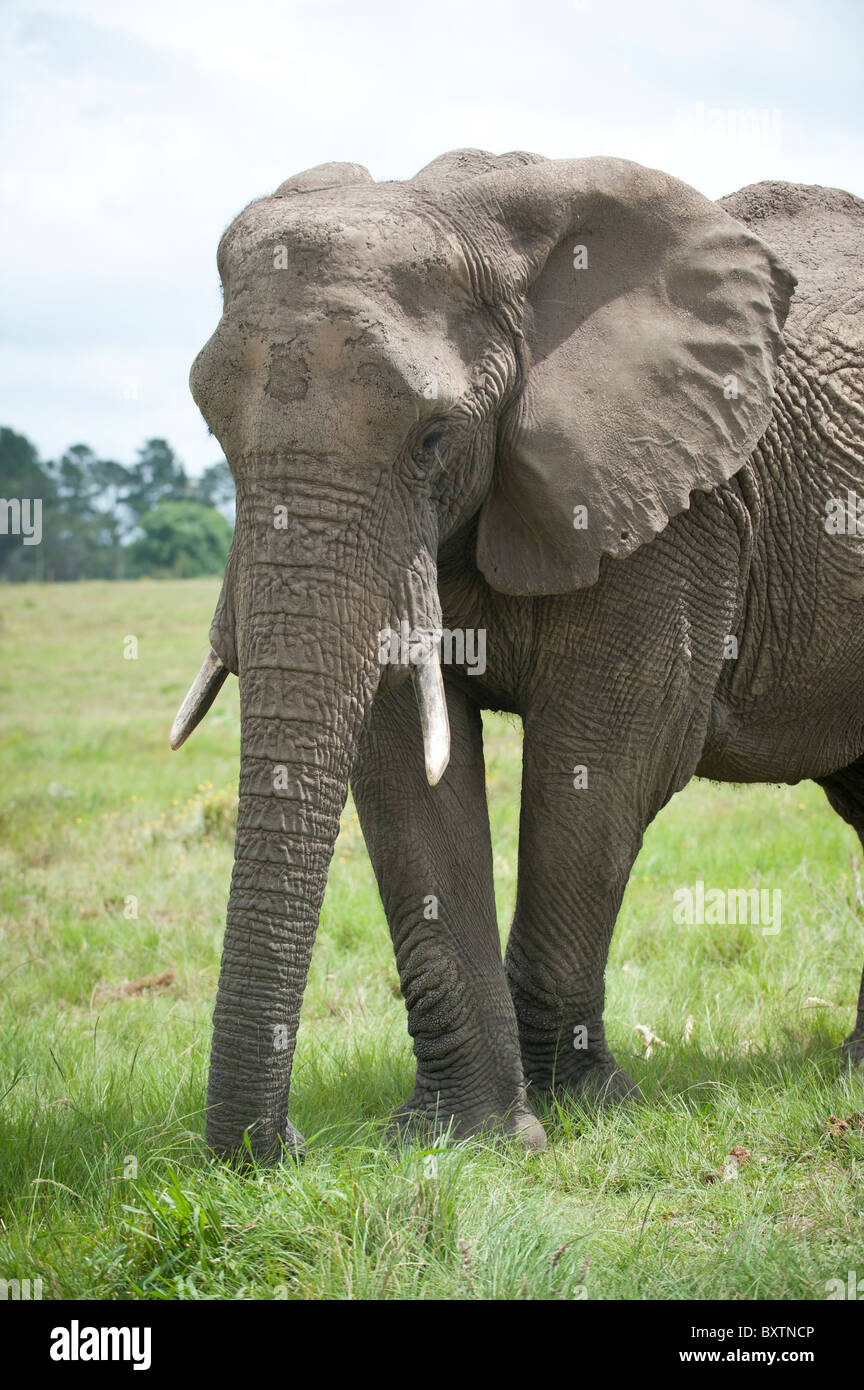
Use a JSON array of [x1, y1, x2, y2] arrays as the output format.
[[718, 181, 864, 360]]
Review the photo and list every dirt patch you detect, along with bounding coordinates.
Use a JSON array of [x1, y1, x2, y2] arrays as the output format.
[[105, 969, 175, 999]]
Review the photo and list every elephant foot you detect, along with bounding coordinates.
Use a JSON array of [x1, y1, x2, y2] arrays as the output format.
[[386, 1094, 547, 1153], [207, 1116, 306, 1168], [527, 1056, 642, 1110]]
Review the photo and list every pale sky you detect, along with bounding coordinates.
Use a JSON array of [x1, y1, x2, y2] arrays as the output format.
[[1, 0, 861, 474]]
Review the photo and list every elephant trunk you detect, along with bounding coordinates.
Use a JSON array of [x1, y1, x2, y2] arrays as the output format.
[[199, 461, 441, 1160], [206, 659, 366, 1161]]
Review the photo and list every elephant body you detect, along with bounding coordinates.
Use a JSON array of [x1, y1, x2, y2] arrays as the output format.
[[178, 151, 864, 1160], [706, 183, 864, 785], [354, 179, 864, 1131]]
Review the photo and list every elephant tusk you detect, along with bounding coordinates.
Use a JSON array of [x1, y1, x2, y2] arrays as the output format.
[[170, 648, 229, 750], [413, 648, 450, 786]]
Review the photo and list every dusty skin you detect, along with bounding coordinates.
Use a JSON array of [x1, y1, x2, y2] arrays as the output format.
[[175, 149, 864, 1163]]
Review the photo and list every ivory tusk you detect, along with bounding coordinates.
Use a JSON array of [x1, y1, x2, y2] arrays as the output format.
[[413, 650, 450, 786], [170, 649, 229, 750]]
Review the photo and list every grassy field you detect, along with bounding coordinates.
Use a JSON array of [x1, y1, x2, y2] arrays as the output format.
[[1, 578, 863, 1301]]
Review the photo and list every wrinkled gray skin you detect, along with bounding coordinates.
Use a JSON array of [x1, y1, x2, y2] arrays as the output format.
[[183, 149, 864, 1162]]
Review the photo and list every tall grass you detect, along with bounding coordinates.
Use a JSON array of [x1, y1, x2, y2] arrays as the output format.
[[1, 580, 862, 1299]]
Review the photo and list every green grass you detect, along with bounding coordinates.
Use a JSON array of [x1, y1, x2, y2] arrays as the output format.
[[1, 578, 863, 1300]]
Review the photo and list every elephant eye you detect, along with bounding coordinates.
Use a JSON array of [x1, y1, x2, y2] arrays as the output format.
[[410, 428, 447, 481], [419, 430, 443, 455]]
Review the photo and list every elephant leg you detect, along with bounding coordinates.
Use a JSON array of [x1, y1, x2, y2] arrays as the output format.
[[505, 612, 722, 1101], [504, 717, 650, 1105], [351, 678, 545, 1149], [815, 757, 864, 1073], [502, 484, 750, 1107]]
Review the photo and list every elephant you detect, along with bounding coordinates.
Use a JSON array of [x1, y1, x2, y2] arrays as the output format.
[[172, 148, 864, 1163]]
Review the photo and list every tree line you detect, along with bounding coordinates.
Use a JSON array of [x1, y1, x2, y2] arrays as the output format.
[[0, 427, 234, 582]]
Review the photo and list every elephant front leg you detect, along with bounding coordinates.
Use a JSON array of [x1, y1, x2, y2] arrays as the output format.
[[352, 679, 545, 1150], [505, 718, 650, 1106]]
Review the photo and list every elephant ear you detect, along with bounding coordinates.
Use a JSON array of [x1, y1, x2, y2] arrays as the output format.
[[461, 157, 796, 595]]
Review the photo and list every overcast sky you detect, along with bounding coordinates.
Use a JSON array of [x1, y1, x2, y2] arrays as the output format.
[[1, 0, 861, 474]]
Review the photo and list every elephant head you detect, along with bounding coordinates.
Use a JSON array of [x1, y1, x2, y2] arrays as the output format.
[[174, 150, 794, 1161]]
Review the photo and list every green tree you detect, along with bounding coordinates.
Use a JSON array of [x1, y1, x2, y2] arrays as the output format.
[[0, 427, 57, 580], [127, 500, 232, 578], [195, 458, 235, 520], [123, 438, 189, 519], [45, 445, 129, 579], [1, 429, 233, 583]]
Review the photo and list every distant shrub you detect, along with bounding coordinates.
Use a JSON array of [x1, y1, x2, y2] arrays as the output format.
[[200, 786, 238, 839], [144, 783, 237, 845], [127, 501, 232, 578]]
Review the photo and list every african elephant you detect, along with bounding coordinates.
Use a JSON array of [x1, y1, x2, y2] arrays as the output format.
[[172, 148, 864, 1163]]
